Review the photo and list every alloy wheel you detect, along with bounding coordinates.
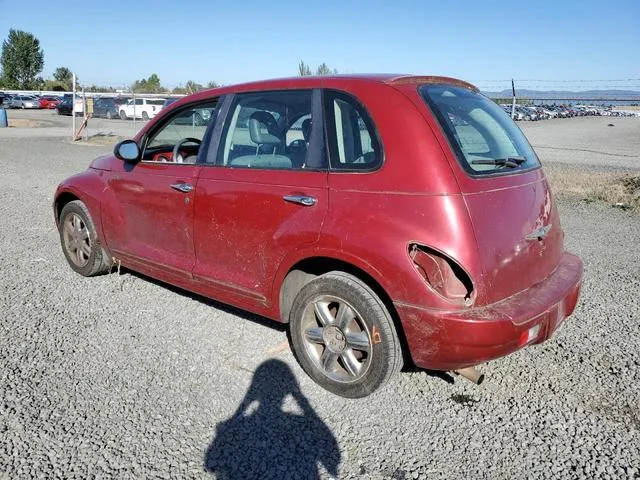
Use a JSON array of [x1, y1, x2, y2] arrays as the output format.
[[300, 295, 372, 383], [62, 213, 91, 268]]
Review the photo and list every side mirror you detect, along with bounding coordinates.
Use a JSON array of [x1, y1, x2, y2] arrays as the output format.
[[114, 139, 140, 162]]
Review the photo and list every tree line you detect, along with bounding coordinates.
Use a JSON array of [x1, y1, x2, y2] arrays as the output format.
[[298, 60, 338, 76], [0, 29, 219, 94]]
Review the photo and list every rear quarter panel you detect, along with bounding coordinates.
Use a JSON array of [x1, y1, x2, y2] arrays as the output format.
[[320, 81, 485, 308]]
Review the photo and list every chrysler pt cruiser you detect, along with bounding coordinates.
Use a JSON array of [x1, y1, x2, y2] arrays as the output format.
[[54, 75, 583, 397]]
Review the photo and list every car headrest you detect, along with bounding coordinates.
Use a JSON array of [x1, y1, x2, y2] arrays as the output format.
[[249, 111, 281, 145], [301, 118, 312, 142]]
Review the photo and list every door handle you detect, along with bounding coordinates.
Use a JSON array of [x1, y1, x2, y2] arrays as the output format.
[[283, 194, 317, 206], [170, 183, 193, 193]]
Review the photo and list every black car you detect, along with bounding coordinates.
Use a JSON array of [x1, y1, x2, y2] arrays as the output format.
[[2, 94, 14, 107], [56, 98, 74, 116], [92, 97, 119, 119]]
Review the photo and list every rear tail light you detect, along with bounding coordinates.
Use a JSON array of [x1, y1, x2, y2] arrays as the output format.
[[409, 244, 474, 306]]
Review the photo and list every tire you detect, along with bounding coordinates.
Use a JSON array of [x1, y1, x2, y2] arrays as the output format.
[[288, 271, 402, 398], [141, 111, 149, 121], [58, 200, 112, 277], [119, 110, 126, 120], [106, 111, 112, 120]]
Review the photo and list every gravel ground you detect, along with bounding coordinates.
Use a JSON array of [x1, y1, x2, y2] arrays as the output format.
[[1, 117, 639, 479]]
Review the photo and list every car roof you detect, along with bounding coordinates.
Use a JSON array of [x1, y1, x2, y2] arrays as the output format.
[[170, 74, 478, 110]]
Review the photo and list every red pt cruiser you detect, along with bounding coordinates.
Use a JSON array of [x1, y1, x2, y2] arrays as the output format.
[[54, 75, 583, 397]]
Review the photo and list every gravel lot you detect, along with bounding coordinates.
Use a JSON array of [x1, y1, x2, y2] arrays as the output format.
[[1, 111, 639, 479]]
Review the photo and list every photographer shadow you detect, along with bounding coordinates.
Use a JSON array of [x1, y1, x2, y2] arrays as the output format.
[[204, 359, 340, 479]]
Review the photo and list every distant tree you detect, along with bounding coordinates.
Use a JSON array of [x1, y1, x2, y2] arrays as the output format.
[[43, 79, 68, 91], [206, 81, 219, 89], [316, 63, 337, 75], [132, 73, 165, 93], [316, 63, 331, 75], [0, 29, 45, 89], [84, 85, 117, 93], [298, 60, 312, 76], [53, 66, 74, 90], [185, 80, 203, 94]]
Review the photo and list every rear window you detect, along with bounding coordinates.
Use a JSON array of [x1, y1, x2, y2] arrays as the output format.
[[420, 85, 539, 175]]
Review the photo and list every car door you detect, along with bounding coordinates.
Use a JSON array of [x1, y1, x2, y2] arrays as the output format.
[[192, 90, 328, 309], [102, 99, 219, 279]]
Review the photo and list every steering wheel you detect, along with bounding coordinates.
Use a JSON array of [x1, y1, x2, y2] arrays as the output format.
[[288, 138, 307, 150], [172, 137, 202, 164]]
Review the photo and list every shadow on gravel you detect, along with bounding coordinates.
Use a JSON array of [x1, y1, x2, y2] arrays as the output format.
[[204, 359, 341, 479], [118, 269, 457, 386], [120, 268, 286, 332]]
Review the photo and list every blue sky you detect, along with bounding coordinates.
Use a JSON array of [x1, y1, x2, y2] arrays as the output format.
[[1, 0, 639, 91]]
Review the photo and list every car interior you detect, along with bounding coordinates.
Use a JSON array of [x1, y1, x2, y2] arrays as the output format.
[[219, 91, 314, 170]]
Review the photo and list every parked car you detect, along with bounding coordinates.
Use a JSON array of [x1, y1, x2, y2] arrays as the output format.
[[118, 98, 165, 120], [53, 75, 583, 398], [39, 96, 61, 109], [10, 95, 40, 109], [161, 98, 178, 110], [92, 97, 119, 119], [56, 98, 73, 115]]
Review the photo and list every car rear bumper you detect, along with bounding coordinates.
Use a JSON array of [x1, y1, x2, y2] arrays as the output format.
[[395, 252, 583, 370]]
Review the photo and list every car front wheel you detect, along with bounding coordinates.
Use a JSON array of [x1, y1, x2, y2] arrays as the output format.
[[288, 272, 403, 398], [58, 200, 111, 277], [119, 110, 126, 120], [141, 111, 149, 121]]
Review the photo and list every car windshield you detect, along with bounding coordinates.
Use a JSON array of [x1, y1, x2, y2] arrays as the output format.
[[420, 85, 540, 175]]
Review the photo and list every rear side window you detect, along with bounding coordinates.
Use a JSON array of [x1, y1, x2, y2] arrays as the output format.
[[217, 90, 321, 170], [324, 91, 382, 171], [420, 85, 539, 175]]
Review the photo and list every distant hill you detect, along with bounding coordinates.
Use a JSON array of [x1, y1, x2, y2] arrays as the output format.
[[482, 89, 640, 100]]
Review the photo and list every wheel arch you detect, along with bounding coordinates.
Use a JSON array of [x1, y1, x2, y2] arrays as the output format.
[[54, 185, 110, 254], [54, 191, 81, 226], [278, 255, 411, 365]]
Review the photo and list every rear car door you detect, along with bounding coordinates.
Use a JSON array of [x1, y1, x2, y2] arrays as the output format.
[[192, 89, 328, 309], [102, 99, 219, 279]]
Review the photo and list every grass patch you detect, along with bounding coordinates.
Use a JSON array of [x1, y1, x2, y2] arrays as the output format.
[[544, 164, 640, 213], [7, 118, 45, 127], [74, 133, 123, 146]]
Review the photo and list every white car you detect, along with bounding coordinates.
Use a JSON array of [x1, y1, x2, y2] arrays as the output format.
[[10, 95, 39, 109], [118, 98, 165, 120]]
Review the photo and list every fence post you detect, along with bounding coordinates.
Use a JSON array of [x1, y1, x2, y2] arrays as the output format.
[[72, 74, 76, 140], [511, 79, 516, 119], [132, 90, 136, 132]]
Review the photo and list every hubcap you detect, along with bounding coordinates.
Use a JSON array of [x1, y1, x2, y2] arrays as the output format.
[[62, 213, 91, 267], [300, 295, 372, 383]]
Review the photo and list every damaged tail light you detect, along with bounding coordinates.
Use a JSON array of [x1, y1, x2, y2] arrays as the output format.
[[409, 244, 474, 306]]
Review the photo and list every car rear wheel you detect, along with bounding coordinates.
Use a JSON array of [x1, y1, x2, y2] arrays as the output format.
[[288, 272, 403, 398], [119, 110, 126, 120], [59, 200, 111, 277], [141, 111, 149, 121]]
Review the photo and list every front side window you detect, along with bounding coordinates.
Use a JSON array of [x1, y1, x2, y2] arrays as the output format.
[[324, 91, 382, 171], [142, 101, 218, 163], [420, 85, 540, 175], [217, 90, 318, 170]]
